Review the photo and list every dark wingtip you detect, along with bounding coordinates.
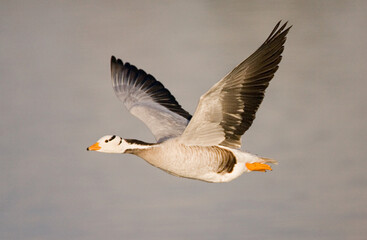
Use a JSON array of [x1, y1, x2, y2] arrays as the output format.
[[286, 24, 293, 31], [281, 20, 293, 32], [264, 20, 292, 43], [111, 55, 116, 63], [280, 20, 293, 32], [275, 20, 282, 28], [111, 56, 124, 68]]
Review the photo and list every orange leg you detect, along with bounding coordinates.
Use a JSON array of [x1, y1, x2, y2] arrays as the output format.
[[245, 162, 272, 172]]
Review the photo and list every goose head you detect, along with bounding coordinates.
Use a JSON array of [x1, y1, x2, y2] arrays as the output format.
[[87, 135, 128, 153]]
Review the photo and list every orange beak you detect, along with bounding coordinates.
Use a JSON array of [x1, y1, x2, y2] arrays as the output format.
[[87, 142, 101, 151]]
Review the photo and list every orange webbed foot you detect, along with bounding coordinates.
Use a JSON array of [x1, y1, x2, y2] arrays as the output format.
[[246, 162, 272, 172]]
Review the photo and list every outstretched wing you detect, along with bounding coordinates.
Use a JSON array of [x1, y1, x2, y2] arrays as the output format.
[[180, 21, 291, 148], [111, 56, 191, 142]]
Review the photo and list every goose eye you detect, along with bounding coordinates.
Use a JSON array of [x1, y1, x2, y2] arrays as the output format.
[[105, 140, 108, 143]]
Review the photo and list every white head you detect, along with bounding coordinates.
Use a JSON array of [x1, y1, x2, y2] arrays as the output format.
[[87, 135, 130, 153]]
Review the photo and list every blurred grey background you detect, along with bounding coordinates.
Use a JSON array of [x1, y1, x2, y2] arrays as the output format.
[[1, 0, 366, 239]]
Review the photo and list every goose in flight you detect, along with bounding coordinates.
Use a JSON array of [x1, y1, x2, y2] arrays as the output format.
[[87, 21, 291, 182]]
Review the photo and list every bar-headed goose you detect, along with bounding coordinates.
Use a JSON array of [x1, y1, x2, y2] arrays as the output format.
[[87, 21, 291, 182]]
